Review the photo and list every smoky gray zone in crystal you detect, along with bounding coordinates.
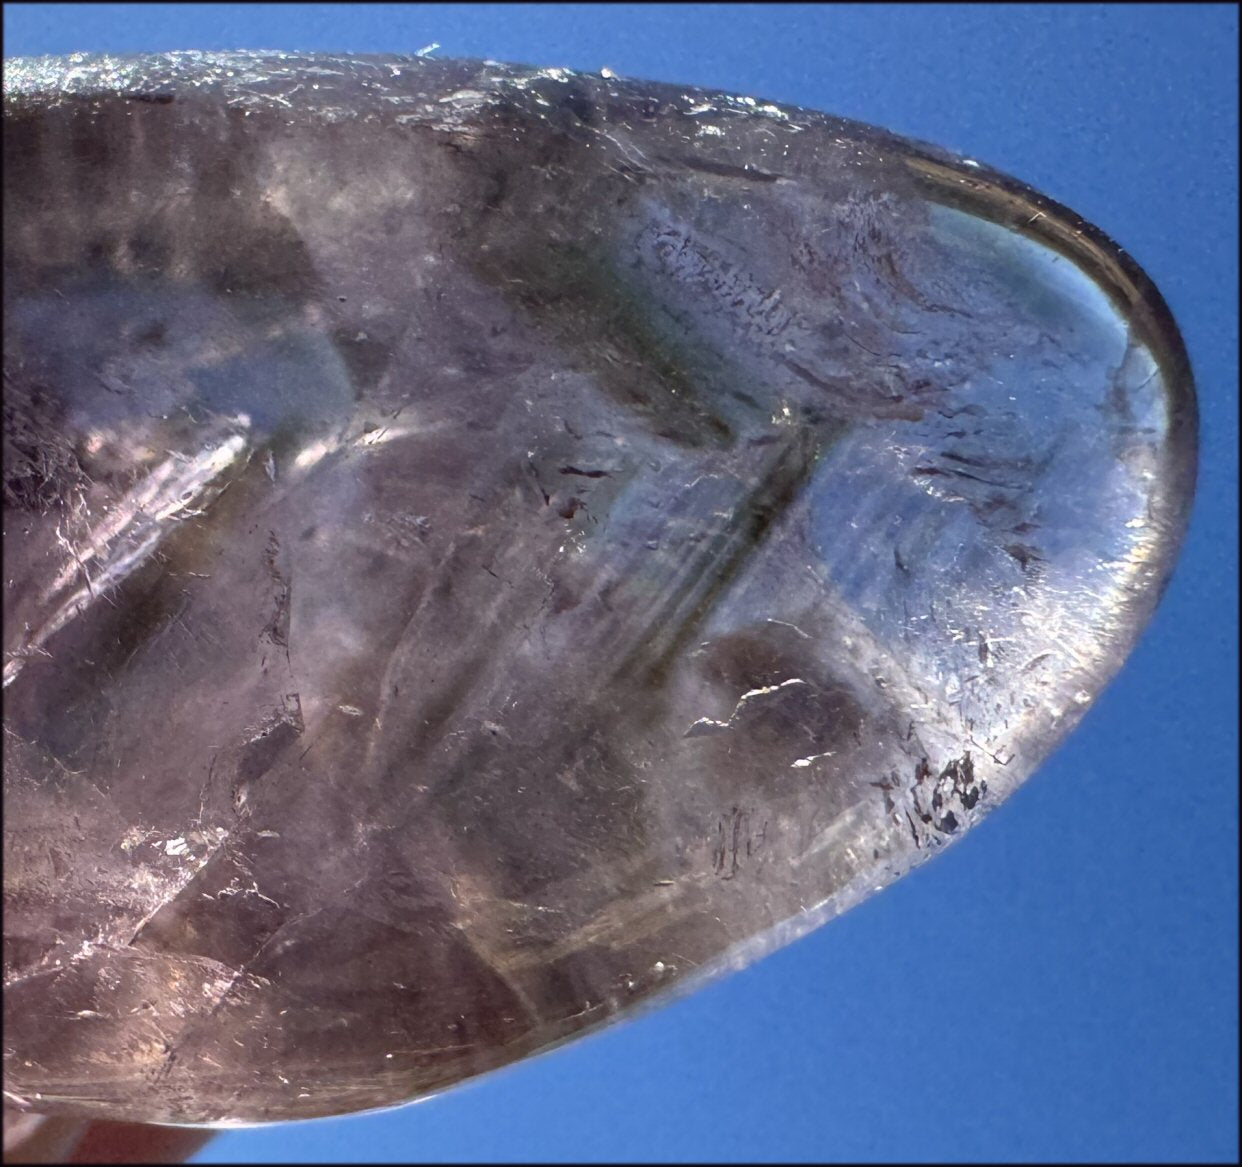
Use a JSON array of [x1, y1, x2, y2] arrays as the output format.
[[2, 55, 1195, 1123]]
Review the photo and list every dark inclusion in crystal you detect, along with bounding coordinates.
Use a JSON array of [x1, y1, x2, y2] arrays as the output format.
[[2, 53, 1195, 1125]]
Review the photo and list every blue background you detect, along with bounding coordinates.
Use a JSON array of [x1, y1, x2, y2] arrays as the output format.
[[4, 4, 1237, 1162]]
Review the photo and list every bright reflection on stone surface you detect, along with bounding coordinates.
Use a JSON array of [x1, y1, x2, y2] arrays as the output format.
[[2, 52, 1195, 1125]]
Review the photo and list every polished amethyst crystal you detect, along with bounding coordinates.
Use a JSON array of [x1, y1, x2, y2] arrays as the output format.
[[2, 52, 1195, 1125]]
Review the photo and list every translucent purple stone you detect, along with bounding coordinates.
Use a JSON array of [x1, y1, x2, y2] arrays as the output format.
[[2, 52, 1195, 1124]]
